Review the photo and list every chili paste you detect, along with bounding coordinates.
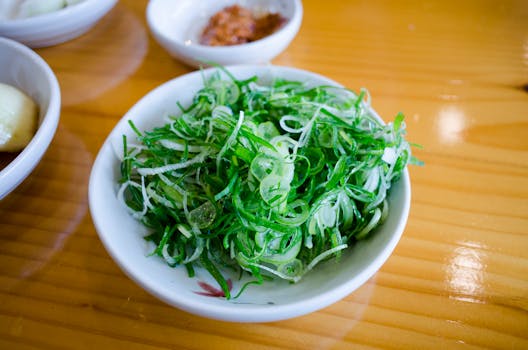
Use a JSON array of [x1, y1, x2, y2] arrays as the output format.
[[200, 5, 286, 46]]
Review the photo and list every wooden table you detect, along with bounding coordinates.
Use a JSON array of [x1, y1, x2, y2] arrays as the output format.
[[1, 0, 527, 348]]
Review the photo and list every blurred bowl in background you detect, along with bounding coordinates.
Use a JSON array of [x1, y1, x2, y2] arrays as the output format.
[[146, 0, 303, 68], [0, 0, 117, 48], [0, 37, 61, 199]]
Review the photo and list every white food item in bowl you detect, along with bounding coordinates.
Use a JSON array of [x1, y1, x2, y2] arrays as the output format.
[[16, 0, 68, 19], [0, 82, 38, 152], [8, 0, 85, 19], [89, 65, 411, 322], [0, 0, 117, 48], [0, 37, 60, 199], [147, 0, 303, 67]]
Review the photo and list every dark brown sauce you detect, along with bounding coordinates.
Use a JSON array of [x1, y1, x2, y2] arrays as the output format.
[[0, 152, 19, 171], [200, 5, 286, 46]]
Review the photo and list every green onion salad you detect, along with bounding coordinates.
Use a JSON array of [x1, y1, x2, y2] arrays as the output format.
[[118, 68, 419, 299]]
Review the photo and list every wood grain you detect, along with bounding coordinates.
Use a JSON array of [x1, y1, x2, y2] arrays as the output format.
[[1, 0, 527, 348]]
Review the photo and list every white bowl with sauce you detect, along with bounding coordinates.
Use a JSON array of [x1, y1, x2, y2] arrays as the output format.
[[0, 37, 60, 199], [0, 0, 117, 48], [146, 0, 303, 68]]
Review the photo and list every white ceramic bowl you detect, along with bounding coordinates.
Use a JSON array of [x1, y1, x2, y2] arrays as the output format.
[[146, 0, 303, 68], [89, 65, 411, 322], [0, 0, 117, 48], [0, 37, 61, 199]]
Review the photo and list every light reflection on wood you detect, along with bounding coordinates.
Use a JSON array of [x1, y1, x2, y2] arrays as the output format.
[[39, 3, 149, 107]]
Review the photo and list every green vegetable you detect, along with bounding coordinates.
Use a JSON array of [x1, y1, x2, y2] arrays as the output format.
[[118, 68, 417, 298]]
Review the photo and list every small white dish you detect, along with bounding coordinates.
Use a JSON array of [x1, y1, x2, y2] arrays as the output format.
[[0, 37, 61, 199], [89, 65, 411, 322], [0, 0, 117, 48], [146, 0, 303, 68]]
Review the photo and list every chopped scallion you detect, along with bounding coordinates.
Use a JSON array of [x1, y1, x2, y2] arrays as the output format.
[[118, 68, 420, 299]]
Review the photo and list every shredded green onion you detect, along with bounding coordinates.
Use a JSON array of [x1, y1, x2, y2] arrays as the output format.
[[118, 67, 418, 299]]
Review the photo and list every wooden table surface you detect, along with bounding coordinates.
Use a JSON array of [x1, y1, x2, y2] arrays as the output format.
[[1, 0, 527, 348]]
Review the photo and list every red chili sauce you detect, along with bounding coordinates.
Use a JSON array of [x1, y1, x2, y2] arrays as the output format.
[[200, 5, 286, 46]]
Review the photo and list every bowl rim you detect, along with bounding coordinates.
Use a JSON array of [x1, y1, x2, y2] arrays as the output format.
[[88, 64, 411, 322], [0, 37, 61, 200], [146, 0, 303, 52], [0, 0, 117, 28]]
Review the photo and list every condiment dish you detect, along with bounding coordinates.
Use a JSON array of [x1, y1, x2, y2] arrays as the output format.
[[89, 65, 411, 322], [0, 37, 61, 199], [0, 0, 117, 48], [146, 0, 303, 68]]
